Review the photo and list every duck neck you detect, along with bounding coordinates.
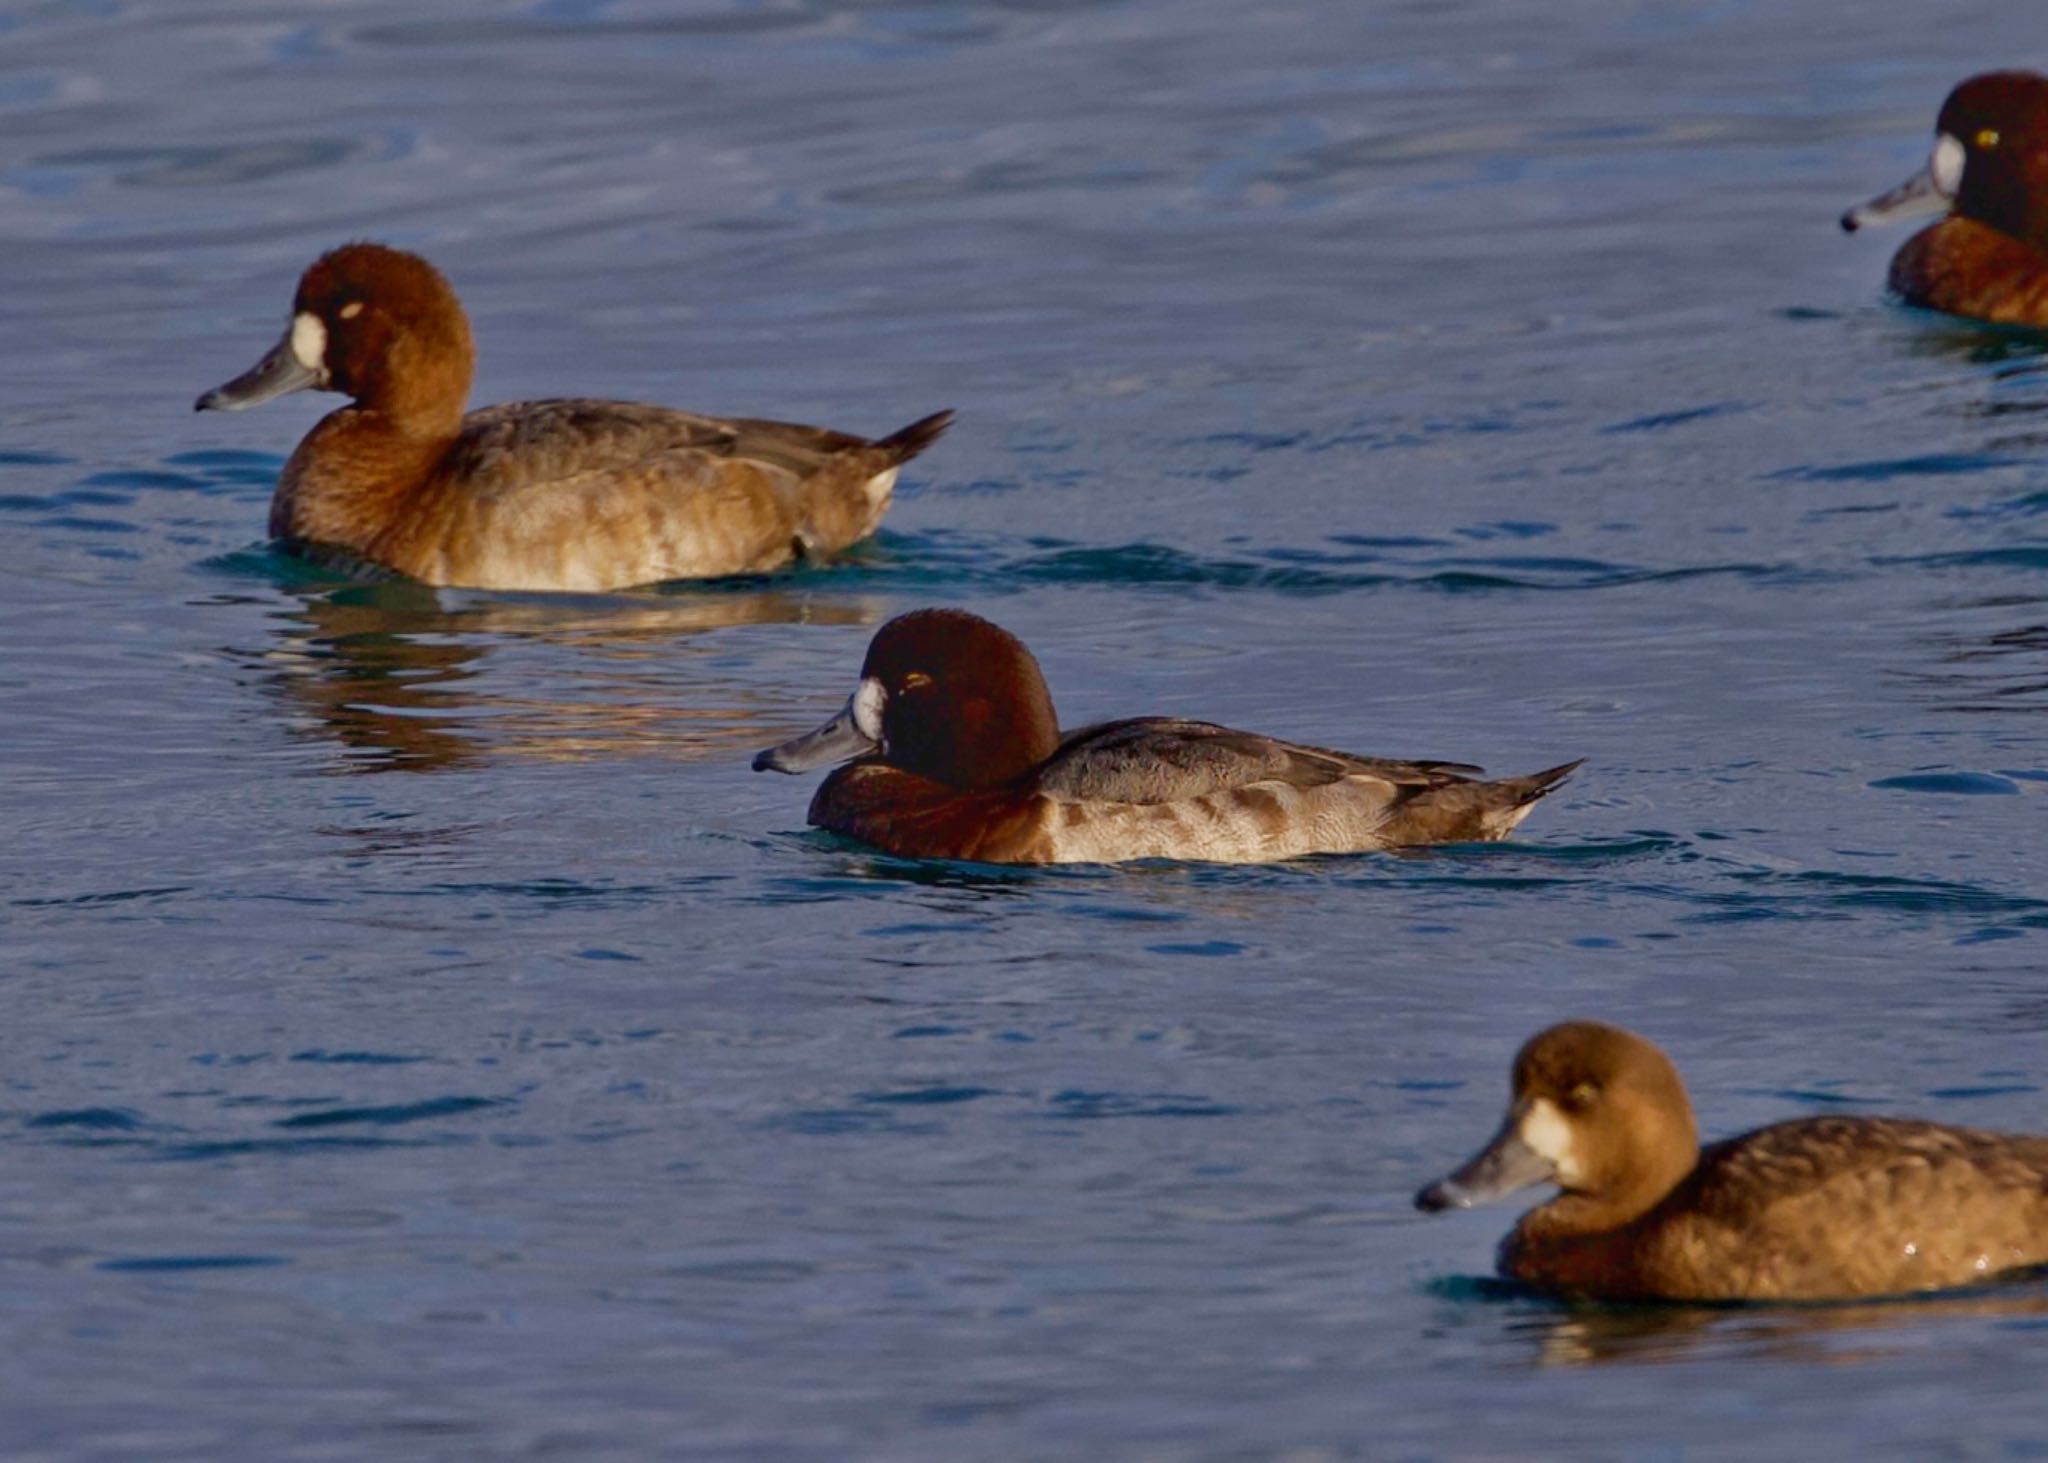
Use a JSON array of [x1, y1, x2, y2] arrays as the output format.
[[356, 339, 472, 438], [269, 409, 457, 551], [1960, 162, 2048, 254], [1517, 1141, 1699, 1244]]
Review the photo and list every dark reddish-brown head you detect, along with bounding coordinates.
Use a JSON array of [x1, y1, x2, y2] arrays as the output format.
[[753, 609, 1063, 789], [1844, 71, 2048, 246], [196, 242, 475, 432], [1935, 72, 2048, 246]]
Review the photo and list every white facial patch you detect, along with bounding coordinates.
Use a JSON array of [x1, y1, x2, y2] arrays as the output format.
[[289, 311, 328, 372], [1931, 132, 1966, 198], [851, 676, 886, 743], [1518, 1097, 1582, 1185]]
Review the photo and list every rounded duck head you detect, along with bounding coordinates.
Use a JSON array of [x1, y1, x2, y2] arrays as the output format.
[[751, 609, 1062, 788], [857, 609, 1062, 788], [299, 244, 473, 415], [1934, 72, 2048, 248], [1844, 71, 2048, 247], [1417, 1020, 1700, 1226], [197, 242, 475, 434]]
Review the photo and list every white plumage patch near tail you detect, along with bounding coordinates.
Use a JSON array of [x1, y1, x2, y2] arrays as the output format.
[[862, 467, 899, 509], [1488, 801, 1541, 837]]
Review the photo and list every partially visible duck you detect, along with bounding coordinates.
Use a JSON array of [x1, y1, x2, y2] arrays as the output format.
[[1843, 71, 2048, 327], [195, 243, 951, 590], [751, 608, 1581, 865], [1417, 1020, 2048, 1302]]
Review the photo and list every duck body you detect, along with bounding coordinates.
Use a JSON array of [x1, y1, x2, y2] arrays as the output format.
[[810, 716, 1576, 865], [1505, 1114, 2048, 1302], [272, 396, 949, 592], [754, 608, 1580, 866], [1419, 1021, 2048, 1303], [1882, 217, 2048, 327], [199, 243, 950, 591], [1844, 71, 2048, 328]]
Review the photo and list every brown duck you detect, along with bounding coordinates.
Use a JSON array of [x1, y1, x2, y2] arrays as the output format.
[[195, 242, 951, 590], [1418, 1020, 2048, 1301]]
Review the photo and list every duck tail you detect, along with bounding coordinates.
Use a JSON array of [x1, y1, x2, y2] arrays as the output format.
[[872, 409, 955, 467], [1483, 758, 1585, 836]]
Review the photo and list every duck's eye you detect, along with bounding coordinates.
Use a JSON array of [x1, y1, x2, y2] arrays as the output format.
[[1976, 128, 2001, 150], [337, 300, 366, 321], [1565, 1081, 1599, 1110], [900, 671, 933, 692]]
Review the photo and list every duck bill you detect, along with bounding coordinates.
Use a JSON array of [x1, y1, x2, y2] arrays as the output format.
[[194, 330, 320, 412], [752, 695, 880, 774], [1415, 1118, 1557, 1213], [1841, 164, 1953, 232]]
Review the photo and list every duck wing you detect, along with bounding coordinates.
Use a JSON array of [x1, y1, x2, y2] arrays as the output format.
[[1689, 1117, 2048, 1216], [415, 402, 949, 588], [446, 401, 742, 493], [1032, 717, 1484, 806], [445, 402, 952, 498]]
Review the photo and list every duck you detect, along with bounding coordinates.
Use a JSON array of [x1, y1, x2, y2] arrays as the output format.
[[1416, 1020, 2048, 1302], [750, 607, 1581, 864], [194, 242, 952, 591], [1842, 70, 2048, 327]]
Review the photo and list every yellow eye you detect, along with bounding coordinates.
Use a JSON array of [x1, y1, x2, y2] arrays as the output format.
[[1568, 1081, 1599, 1108], [901, 671, 933, 691], [338, 301, 365, 320], [1976, 128, 2001, 149]]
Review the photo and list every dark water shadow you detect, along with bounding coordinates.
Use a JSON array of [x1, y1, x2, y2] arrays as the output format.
[[1890, 311, 2048, 367], [1890, 599, 2048, 717], [831, 528, 1820, 599]]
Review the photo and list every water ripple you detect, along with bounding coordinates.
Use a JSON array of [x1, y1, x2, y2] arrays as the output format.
[[1771, 454, 2032, 484], [833, 533, 1818, 597], [272, 1096, 508, 1130]]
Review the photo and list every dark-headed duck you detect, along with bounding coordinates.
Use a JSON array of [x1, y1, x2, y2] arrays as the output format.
[[1418, 1020, 2048, 1302], [751, 608, 1581, 865], [195, 243, 951, 590], [1843, 71, 2048, 327]]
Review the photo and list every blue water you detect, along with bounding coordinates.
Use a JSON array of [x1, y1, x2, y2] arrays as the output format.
[[3, 1, 2047, 1457]]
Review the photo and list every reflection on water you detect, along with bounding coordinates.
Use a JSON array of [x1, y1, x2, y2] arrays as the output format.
[[1895, 598, 2048, 717], [1507, 1282, 2048, 1369], [227, 580, 881, 772], [1900, 322, 2048, 370]]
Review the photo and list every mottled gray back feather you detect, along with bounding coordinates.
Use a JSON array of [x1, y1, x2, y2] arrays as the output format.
[[1033, 717, 1484, 806]]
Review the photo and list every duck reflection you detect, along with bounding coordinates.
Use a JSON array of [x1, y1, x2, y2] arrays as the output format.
[[235, 580, 880, 772], [1488, 1281, 2048, 1369], [1899, 322, 2048, 371]]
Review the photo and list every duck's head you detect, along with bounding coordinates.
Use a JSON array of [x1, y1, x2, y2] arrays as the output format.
[[752, 608, 1062, 789], [196, 242, 475, 430], [1416, 1021, 1700, 1220], [1843, 71, 2048, 248]]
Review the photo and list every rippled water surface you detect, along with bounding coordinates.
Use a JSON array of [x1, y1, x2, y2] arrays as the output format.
[[4, 2, 2048, 1457]]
